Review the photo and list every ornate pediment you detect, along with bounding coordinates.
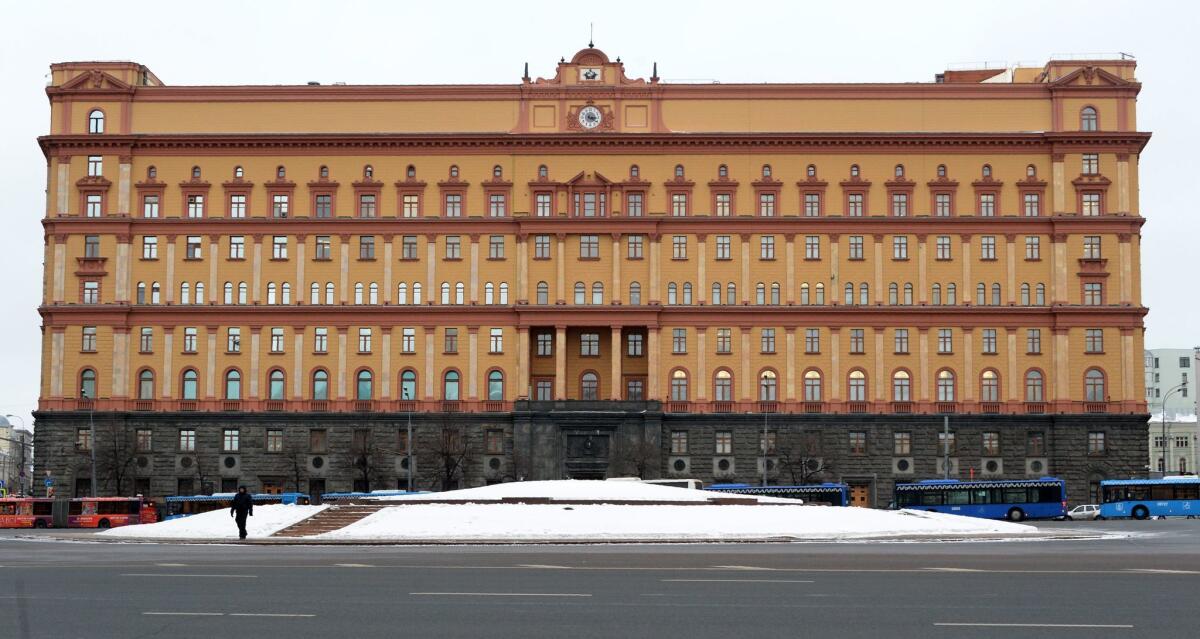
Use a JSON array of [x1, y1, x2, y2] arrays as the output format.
[[1051, 66, 1133, 88], [58, 69, 134, 93]]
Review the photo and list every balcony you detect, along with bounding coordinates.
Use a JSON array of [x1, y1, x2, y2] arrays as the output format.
[[891, 401, 913, 414], [667, 401, 690, 413], [1085, 402, 1108, 414], [712, 401, 734, 414], [265, 400, 285, 412], [397, 400, 417, 412], [980, 402, 1001, 414], [353, 400, 375, 413], [134, 400, 153, 411], [936, 402, 959, 414], [179, 400, 197, 412], [803, 401, 825, 414], [848, 401, 869, 414], [484, 400, 507, 412], [221, 400, 241, 411], [440, 400, 461, 413], [757, 401, 779, 414], [308, 400, 329, 412], [1024, 401, 1046, 415], [75, 398, 95, 411]]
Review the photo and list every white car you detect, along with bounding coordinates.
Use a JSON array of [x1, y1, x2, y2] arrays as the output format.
[[1064, 504, 1101, 520]]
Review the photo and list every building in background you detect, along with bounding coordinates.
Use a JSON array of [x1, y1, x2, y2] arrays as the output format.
[[33, 48, 1150, 506], [1149, 414, 1197, 477], [1144, 348, 1193, 418], [0, 416, 33, 496]]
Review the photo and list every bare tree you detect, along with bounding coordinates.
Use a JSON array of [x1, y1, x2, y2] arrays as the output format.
[[281, 435, 308, 494], [775, 431, 833, 486], [97, 420, 138, 496], [419, 418, 471, 491], [191, 454, 215, 495], [611, 436, 661, 479], [344, 429, 388, 493]]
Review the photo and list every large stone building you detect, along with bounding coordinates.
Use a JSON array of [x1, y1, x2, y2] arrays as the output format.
[[1144, 347, 1194, 418], [34, 48, 1150, 506]]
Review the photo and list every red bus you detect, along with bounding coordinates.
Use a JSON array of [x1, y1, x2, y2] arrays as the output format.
[[0, 498, 55, 528], [67, 497, 157, 528]]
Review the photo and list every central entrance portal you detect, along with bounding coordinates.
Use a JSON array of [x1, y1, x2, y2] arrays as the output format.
[[563, 432, 611, 479]]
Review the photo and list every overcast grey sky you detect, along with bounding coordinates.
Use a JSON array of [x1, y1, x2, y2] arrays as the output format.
[[1, 0, 1195, 426]]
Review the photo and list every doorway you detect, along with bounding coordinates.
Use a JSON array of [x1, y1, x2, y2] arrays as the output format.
[[849, 482, 872, 507]]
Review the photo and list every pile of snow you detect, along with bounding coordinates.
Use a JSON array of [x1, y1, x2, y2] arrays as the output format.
[[98, 504, 327, 540], [363, 479, 795, 503]]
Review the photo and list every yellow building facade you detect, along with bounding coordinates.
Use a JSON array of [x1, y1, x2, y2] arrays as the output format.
[[34, 49, 1149, 504]]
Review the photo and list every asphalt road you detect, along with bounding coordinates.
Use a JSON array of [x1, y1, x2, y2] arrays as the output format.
[[1, 520, 1198, 639]]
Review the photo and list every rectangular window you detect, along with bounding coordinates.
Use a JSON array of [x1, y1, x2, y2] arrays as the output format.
[[850, 328, 865, 354], [672, 235, 687, 260], [186, 194, 204, 218], [760, 328, 776, 354], [759, 193, 775, 217], [270, 327, 284, 353], [980, 236, 996, 260], [714, 193, 731, 217], [671, 193, 688, 217], [185, 236, 202, 260], [401, 235, 418, 260], [359, 236, 375, 260], [265, 429, 284, 453], [580, 333, 599, 356], [892, 236, 908, 260], [1083, 236, 1102, 259], [891, 193, 908, 217], [1027, 432, 1046, 456], [982, 328, 997, 354], [893, 432, 911, 455], [222, 429, 240, 452], [182, 327, 198, 353], [759, 235, 775, 259], [1024, 192, 1040, 217], [935, 193, 951, 217], [847, 193, 863, 217], [358, 194, 377, 218], [804, 193, 820, 217], [935, 235, 952, 260], [894, 329, 910, 354], [142, 236, 158, 259], [272, 236, 288, 260], [76, 428, 92, 451], [672, 328, 687, 354], [315, 236, 332, 260], [849, 432, 867, 455], [485, 430, 504, 455], [227, 327, 241, 353], [229, 194, 246, 218], [1082, 153, 1099, 175], [401, 194, 419, 218], [489, 235, 505, 259], [444, 193, 463, 217], [937, 328, 953, 354], [314, 194, 331, 218], [488, 193, 506, 217], [534, 235, 551, 259], [1083, 282, 1104, 305], [535, 380, 552, 400], [142, 194, 160, 218], [981, 432, 1001, 456], [310, 429, 328, 453], [579, 235, 599, 259], [136, 429, 153, 452], [627, 235, 644, 259], [1088, 432, 1106, 455], [444, 328, 458, 354], [535, 193, 553, 217], [82, 281, 99, 304], [711, 235, 729, 260], [1081, 192, 1101, 216], [81, 326, 97, 352], [626, 333, 644, 357], [715, 431, 733, 455], [179, 429, 196, 452], [87, 155, 102, 176], [848, 236, 864, 260], [938, 432, 957, 455], [1027, 329, 1041, 354], [1085, 328, 1104, 353], [978, 193, 995, 217], [313, 327, 327, 354], [626, 193, 643, 217], [489, 328, 503, 353], [86, 194, 102, 217], [805, 235, 820, 260], [670, 431, 688, 455], [716, 328, 732, 354], [445, 236, 461, 259], [401, 327, 416, 353], [1025, 236, 1041, 260], [272, 194, 289, 218], [536, 333, 553, 356], [228, 236, 245, 260], [139, 327, 153, 353], [804, 328, 820, 354], [358, 328, 372, 353]]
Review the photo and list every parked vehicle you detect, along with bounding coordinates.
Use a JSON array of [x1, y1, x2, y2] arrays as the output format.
[[1099, 476, 1200, 520], [1064, 504, 1101, 520], [893, 478, 1067, 522]]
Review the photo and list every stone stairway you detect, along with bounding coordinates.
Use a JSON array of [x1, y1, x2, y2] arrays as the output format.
[[272, 504, 387, 538]]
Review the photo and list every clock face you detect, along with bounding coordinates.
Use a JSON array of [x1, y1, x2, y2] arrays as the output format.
[[578, 106, 603, 129]]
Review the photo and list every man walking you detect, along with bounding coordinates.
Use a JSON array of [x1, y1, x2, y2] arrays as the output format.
[[230, 486, 254, 540]]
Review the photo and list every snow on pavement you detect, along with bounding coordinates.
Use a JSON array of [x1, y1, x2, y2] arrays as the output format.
[[364, 479, 797, 503], [98, 504, 327, 540]]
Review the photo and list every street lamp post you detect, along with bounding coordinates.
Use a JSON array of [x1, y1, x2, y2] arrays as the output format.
[[404, 389, 413, 493], [1161, 382, 1188, 477], [761, 412, 768, 488]]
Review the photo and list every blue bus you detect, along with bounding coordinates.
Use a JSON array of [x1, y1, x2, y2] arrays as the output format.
[[163, 493, 310, 520], [894, 478, 1066, 522], [1099, 476, 1200, 520], [706, 483, 850, 506], [320, 490, 426, 503]]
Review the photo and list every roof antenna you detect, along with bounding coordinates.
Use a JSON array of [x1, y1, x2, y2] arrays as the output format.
[[589, 22, 594, 48], [651, 61, 659, 83], [522, 62, 530, 82]]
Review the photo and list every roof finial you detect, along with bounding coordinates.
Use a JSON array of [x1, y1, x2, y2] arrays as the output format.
[[651, 61, 659, 83], [523, 62, 530, 82], [589, 22, 594, 48]]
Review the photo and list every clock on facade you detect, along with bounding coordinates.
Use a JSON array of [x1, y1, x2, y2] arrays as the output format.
[[578, 105, 603, 129]]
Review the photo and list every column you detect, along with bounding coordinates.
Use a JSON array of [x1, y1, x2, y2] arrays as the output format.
[[56, 157, 70, 216], [249, 327, 261, 399], [649, 235, 660, 302], [873, 328, 885, 402], [1052, 153, 1067, 214], [517, 326, 530, 398], [963, 329, 974, 401], [50, 328, 64, 397], [381, 328, 392, 400], [1119, 234, 1132, 304], [206, 327, 218, 398], [161, 329, 174, 400], [785, 234, 796, 304], [785, 328, 796, 401], [1006, 328, 1018, 402], [918, 328, 929, 402], [339, 235, 350, 304], [696, 328, 707, 401], [696, 235, 706, 301], [1052, 233, 1068, 304], [829, 234, 840, 301], [1052, 328, 1069, 410], [423, 327, 435, 400], [554, 325, 567, 399], [740, 234, 751, 304], [873, 235, 884, 303], [207, 235, 220, 304], [516, 235, 529, 302], [252, 235, 263, 303], [610, 326, 623, 400], [382, 235, 393, 303], [556, 234, 566, 303], [118, 158, 132, 215], [960, 234, 972, 300], [467, 327, 478, 400], [1117, 154, 1131, 213], [1121, 328, 1135, 404], [469, 235, 479, 303], [111, 328, 129, 398], [292, 331, 303, 399], [52, 234, 66, 303], [647, 327, 660, 400], [611, 234, 622, 304], [115, 235, 131, 302], [917, 235, 928, 304], [425, 235, 437, 303], [337, 328, 348, 399], [295, 235, 306, 302], [1005, 235, 1016, 304], [830, 329, 841, 400], [165, 236, 176, 303], [740, 327, 752, 400]]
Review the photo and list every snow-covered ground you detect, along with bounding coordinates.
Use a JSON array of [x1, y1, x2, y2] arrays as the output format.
[[98, 504, 327, 540], [362, 479, 796, 503]]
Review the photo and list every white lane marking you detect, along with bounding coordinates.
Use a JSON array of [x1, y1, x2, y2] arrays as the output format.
[[143, 612, 225, 617], [925, 567, 985, 572], [710, 565, 778, 571], [410, 592, 591, 597], [333, 563, 373, 568], [230, 613, 316, 618], [517, 564, 571, 569], [155, 563, 187, 567], [122, 573, 257, 578], [935, 623, 1133, 629], [1124, 568, 1200, 574], [143, 612, 315, 618], [660, 579, 814, 583]]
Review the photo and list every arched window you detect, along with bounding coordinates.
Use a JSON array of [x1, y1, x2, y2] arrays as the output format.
[[844, 283, 855, 305], [1021, 283, 1031, 306], [191, 166, 202, 179], [224, 370, 242, 400], [312, 370, 329, 400], [441, 282, 451, 305], [88, 109, 105, 134], [536, 281, 549, 305], [718, 164, 729, 178], [976, 283, 986, 305], [276, 165, 287, 179], [137, 370, 155, 400], [850, 164, 860, 178], [488, 370, 504, 401], [859, 283, 869, 305], [937, 164, 947, 178], [399, 370, 416, 401], [715, 282, 725, 305], [180, 282, 191, 305], [936, 370, 956, 402], [894, 164, 905, 178], [591, 282, 604, 305], [363, 165, 374, 179], [1085, 369, 1106, 402], [1025, 370, 1044, 402], [1081, 106, 1098, 131], [980, 370, 999, 402], [356, 370, 373, 400], [412, 282, 422, 304], [499, 282, 509, 305], [485, 282, 495, 305], [684, 282, 694, 305], [181, 369, 198, 400], [449, 165, 459, 178], [725, 282, 735, 305], [324, 282, 334, 305], [195, 282, 205, 304], [674, 164, 685, 178], [982, 164, 992, 178], [892, 370, 911, 401], [282, 282, 291, 304], [759, 370, 777, 401], [629, 282, 641, 305], [807, 164, 817, 178], [492, 165, 503, 178], [367, 283, 376, 305], [888, 283, 899, 305], [406, 165, 417, 179], [800, 283, 810, 305], [264, 282, 276, 305], [580, 372, 599, 400], [848, 370, 867, 402], [319, 165, 329, 179], [151, 282, 161, 304], [932, 283, 942, 305], [713, 370, 733, 402], [761, 164, 772, 178], [1026, 164, 1037, 178], [755, 283, 766, 305], [991, 283, 1001, 306], [538, 165, 548, 178], [147, 166, 157, 179], [667, 282, 678, 305], [813, 283, 823, 305], [354, 283, 364, 305], [1035, 284, 1045, 306], [574, 282, 586, 305], [804, 370, 823, 401], [397, 282, 408, 305], [903, 283, 913, 305], [630, 165, 640, 178], [443, 370, 460, 400], [268, 369, 286, 400], [947, 283, 957, 305], [234, 166, 244, 178], [455, 282, 464, 305], [670, 369, 689, 401], [225, 282, 236, 304]]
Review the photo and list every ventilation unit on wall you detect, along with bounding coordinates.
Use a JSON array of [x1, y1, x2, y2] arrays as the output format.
[[307, 455, 327, 474], [935, 457, 960, 477], [713, 457, 736, 477], [1025, 458, 1049, 477], [668, 456, 691, 476], [219, 455, 240, 476], [892, 457, 915, 475], [396, 456, 415, 476], [174, 455, 195, 474], [483, 456, 504, 477], [755, 457, 779, 475], [980, 458, 1004, 476]]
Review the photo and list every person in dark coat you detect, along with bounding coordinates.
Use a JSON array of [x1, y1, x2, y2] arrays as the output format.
[[230, 486, 254, 540]]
